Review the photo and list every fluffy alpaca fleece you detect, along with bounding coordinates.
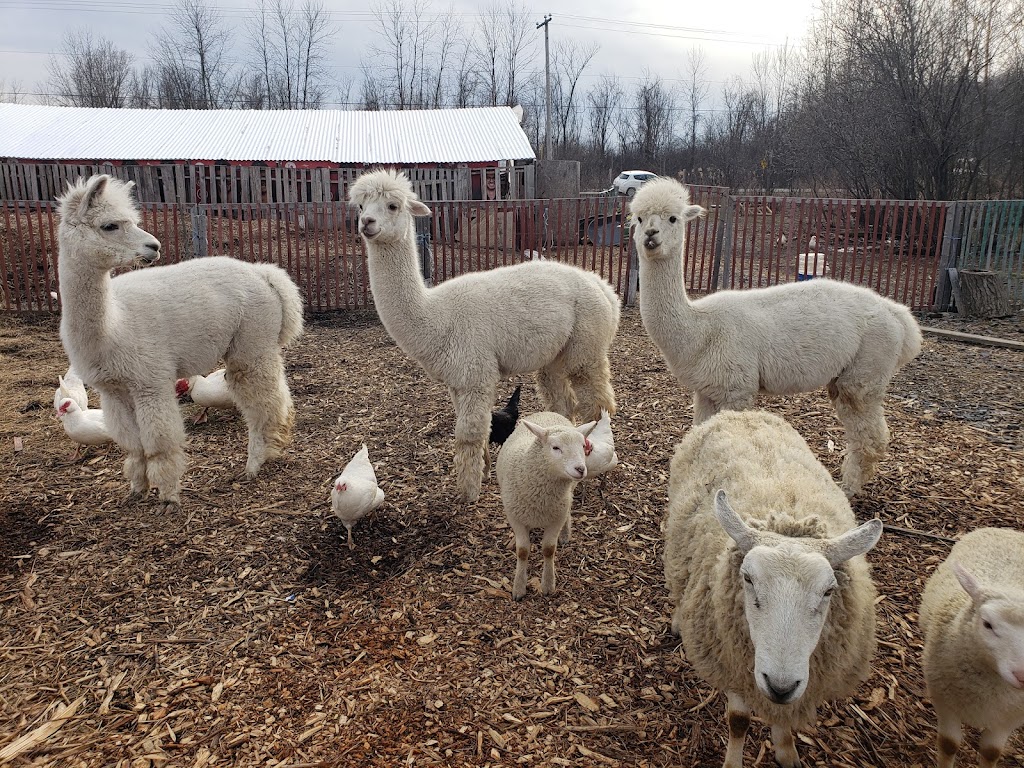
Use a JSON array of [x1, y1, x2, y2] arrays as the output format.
[[57, 175, 304, 508], [630, 177, 922, 496], [349, 169, 619, 503], [919, 527, 1024, 768], [664, 410, 880, 767]]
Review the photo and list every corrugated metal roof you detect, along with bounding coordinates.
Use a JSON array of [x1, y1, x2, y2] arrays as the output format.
[[0, 104, 536, 164]]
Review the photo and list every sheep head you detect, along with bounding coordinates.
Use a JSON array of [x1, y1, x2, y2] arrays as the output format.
[[348, 169, 431, 246], [714, 489, 882, 705], [628, 177, 705, 261], [57, 174, 161, 270], [522, 419, 598, 481], [952, 563, 1024, 689]]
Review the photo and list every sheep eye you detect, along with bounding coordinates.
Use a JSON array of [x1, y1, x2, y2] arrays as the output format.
[[552, 445, 562, 453], [983, 620, 994, 631], [101, 223, 119, 232], [823, 587, 835, 598], [669, 216, 678, 223], [742, 573, 752, 585]]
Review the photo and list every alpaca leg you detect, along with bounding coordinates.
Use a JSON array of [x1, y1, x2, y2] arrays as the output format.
[[536, 361, 575, 418], [101, 389, 149, 498], [770, 723, 800, 768], [510, 520, 531, 601], [831, 388, 889, 497], [723, 692, 750, 768], [540, 523, 562, 596], [450, 387, 490, 503], [692, 392, 720, 425], [132, 390, 187, 508], [568, 356, 617, 422], [226, 355, 294, 477]]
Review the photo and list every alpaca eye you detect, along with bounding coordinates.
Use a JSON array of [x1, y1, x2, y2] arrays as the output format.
[[388, 203, 398, 211], [669, 216, 678, 223], [636, 217, 643, 224], [742, 573, 752, 585], [823, 587, 835, 598], [984, 620, 994, 631], [101, 223, 119, 232]]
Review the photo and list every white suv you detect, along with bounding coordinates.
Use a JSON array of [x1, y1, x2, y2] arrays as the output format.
[[613, 170, 657, 196]]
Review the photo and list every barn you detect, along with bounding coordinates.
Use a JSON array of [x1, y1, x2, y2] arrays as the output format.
[[0, 103, 537, 204]]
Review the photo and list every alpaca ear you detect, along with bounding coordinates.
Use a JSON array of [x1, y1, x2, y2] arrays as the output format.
[[682, 203, 706, 221], [410, 199, 432, 217], [714, 490, 757, 555], [79, 175, 109, 217]]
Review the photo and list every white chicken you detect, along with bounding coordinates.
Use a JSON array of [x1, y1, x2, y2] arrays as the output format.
[[176, 368, 235, 424], [53, 368, 89, 412], [55, 397, 112, 459], [330, 444, 385, 550], [579, 409, 618, 498]]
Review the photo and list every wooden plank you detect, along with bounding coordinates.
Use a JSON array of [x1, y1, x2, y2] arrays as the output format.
[[921, 326, 1024, 351]]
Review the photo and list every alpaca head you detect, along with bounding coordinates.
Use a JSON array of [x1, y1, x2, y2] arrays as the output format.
[[628, 177, 706, 261], [57, 175, 161, 270], [348, 169, 431, 246]]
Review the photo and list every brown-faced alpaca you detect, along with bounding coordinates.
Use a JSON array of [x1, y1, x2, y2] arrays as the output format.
[[57, 175, 304, 509], [349, 169, 619, 503]]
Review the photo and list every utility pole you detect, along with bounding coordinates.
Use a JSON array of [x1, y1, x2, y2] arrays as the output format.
[[536, 14, 552, 161]]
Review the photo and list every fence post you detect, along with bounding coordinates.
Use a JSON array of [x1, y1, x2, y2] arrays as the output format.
[[625, 233, 639, 307], [712, 194, 734, 291], [190, 206, 208, 259], [934, 201, 963, 311]]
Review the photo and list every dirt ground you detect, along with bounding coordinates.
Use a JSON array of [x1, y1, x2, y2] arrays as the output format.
[[0, 307, 1022, 768]]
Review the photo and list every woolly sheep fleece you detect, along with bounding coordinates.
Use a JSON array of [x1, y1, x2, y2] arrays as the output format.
[[919, 527, 1024, 730], [663, 410, 878, 730]]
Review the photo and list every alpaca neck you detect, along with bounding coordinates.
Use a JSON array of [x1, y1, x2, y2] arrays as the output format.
[[364, 228, 435, 358], [58, 240, 116, 359], [637, 245, 705, 357]]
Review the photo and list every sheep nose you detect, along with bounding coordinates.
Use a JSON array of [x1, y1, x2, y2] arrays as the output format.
[[1014, 670, 1024, 687], [763, 674, 801, 702], [573, 464, 586, 479]]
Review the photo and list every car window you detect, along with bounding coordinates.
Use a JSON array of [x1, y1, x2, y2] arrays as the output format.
[[617, 173, 628, 180]]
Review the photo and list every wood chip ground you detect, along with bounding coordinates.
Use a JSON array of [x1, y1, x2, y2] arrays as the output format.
[[0, 307, 1022, 767]]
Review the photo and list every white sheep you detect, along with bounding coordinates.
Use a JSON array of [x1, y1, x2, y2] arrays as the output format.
[[919, 527, 1024, 768], [630, 177, 922, 497], [495, 411, 596, 601], [664, 409, 882, 768], [349, 169, 619, 503], [57, 175, 304, 508]]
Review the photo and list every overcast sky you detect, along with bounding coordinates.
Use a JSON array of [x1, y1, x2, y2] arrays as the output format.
[[0, 0, 820, 105]]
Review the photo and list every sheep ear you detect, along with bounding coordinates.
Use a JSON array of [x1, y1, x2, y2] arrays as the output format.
[[79, 175, 109, 216], [683, 203, 707, 221], [522, 419, 548, 442], [824, 519, 883, 568], [410, 199, 432, 217], [577, 420, 597, 437], [953, 562, 985, 603], [714, 490, 756, 555]]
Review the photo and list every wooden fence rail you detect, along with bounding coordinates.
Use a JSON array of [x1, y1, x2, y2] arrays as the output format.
[[3, 194, 1020, 314]]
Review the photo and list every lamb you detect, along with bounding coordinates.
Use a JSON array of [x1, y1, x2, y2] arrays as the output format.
[[57, 174, 304, 508], [495, 411, 597, 601], [630, 177, 922, 496], [349, 169, 619, 503], [663, 409, 882, 768], [919, 527, 1024, 768]]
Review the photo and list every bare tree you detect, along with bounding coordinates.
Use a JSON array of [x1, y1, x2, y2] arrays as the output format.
[[365, 0, 440, 109], [628, 72, 675, 162], [153, 0, 236, 108], [683, 47, 710, 170], [473, 0, 537, 107], [0, 78, 26, 103], [551, 40, 599, 149], [248, 0, 335, 109], [587, 75, 622, 155], [46, 29, 135, 108]]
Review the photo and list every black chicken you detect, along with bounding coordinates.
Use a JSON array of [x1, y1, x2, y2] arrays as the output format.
[[489, 385, 522, 445]]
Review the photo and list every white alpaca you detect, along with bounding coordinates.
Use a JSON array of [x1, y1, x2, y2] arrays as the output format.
[[57, 175, 304, 508], [349, 169, 620, 503], [630, 177, 922, 496]]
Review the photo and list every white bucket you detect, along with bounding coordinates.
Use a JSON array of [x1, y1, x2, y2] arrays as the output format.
[[797, 252, 826, 281]]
